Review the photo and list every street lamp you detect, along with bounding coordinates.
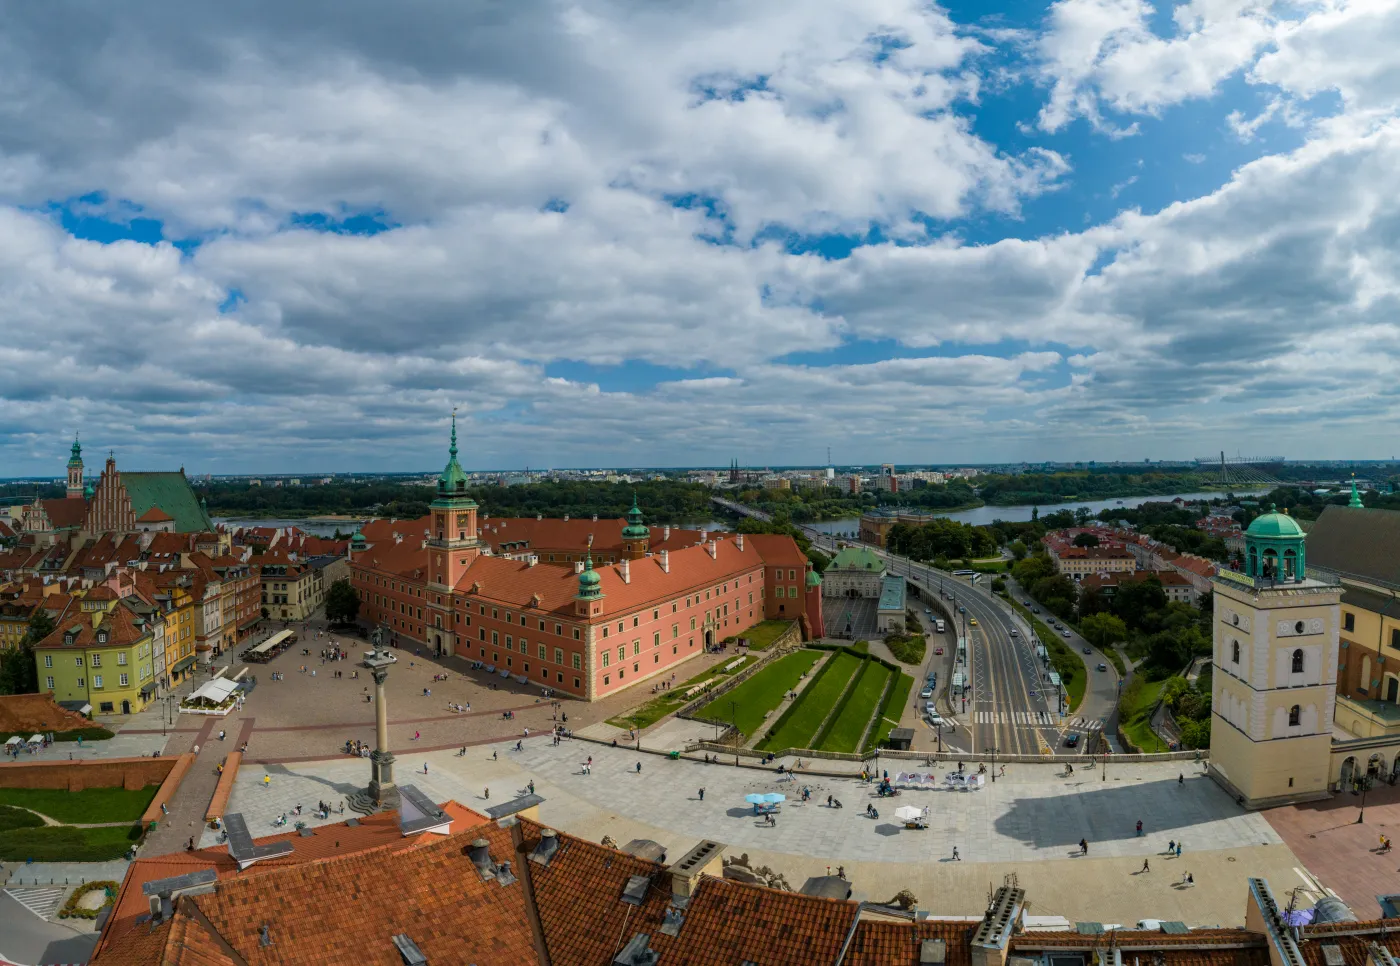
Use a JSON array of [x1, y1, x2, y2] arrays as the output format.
[[1356, 774, 1375, 822], [731, 700, 739, 766], [984, 746, 999, 783]]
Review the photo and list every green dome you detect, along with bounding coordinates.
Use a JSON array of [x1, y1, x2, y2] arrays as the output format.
[[350, 529, 368, 551], [805, 569, 821, 588], [621, 493, 649, 540], [576, 554, 604, 600], [1245, 505, 1305, 538], [83, 482, 94, 499]]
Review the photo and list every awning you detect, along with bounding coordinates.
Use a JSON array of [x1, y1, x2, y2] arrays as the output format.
[[171, 656, 197, 673], [4, 736, 21, 746], [140, 681, 158, 696], [187, 678, 239, 705], [238, 615, 262, 630], [27, 734, 44, 744]]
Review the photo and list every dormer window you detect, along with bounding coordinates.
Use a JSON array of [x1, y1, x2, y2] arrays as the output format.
[[96, 631, 107, 644]]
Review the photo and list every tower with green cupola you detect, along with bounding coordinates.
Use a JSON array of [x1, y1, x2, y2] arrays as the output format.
[[573, 544, 606, 619], [66, 435, 85, 500], [426, 412, 481, 657], [1209, 504, 1339, 809], [621, 492, 650, 560]]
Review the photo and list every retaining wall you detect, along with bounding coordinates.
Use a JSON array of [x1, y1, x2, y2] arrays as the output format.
[[205, 751, 242, 821], [141, 752, 197, 826], [0, 755, 179, 792]]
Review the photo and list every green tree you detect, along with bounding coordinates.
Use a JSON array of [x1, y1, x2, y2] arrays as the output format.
[[0, 608, 52, 695], [324, 579, 361, 626], [1079, 612, 1127, 650], [1009, 540, 1028, 560], [1179, 718, 1211, 750], [1112, 576, 1168, 629], [1072, 532, 1100, 548]]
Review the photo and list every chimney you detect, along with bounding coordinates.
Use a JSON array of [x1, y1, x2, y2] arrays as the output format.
[[970, 887, 1025, 966], [620, 559, 630, 584], [660, 550, 669, 573], [592, 514, 598, 522], [527, 556, 538, 568], [537, 513, 543, 520], [394, 534, 402, 545], [707, 541, 717, 559], [530, 828, 560, 867], [662, 526, 670, 540], [575, 561, 585, 574], [668, 840, 725, 899], [699, 529, 708, 544], [563, 515, 569, 522], [467, 838, 497, 880], [736, 533, 744, 552]]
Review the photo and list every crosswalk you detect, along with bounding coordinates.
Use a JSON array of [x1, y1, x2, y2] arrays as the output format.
[[973, 710, 1056, 725], [6, 886, 67, 920], [970, 711, 1104, 731]]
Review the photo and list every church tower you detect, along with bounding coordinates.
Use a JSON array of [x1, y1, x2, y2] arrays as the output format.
[[621, 493, 650, 560], [66, 436, 84, 500], [1209, 506, 1339, 808], [425, 412, 481, 657]]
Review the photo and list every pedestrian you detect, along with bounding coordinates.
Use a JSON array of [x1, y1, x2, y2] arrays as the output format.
[[161, 802, 169, 815], [1178, 772, 1184, 785], [1136, 819, 1143, 836], [528, 780, 536, 795], [636, 761, 642, 774], [484, 787, 489, 799], [423, 763, 429, 774], [413, 730, 420, 741], [187, 837, 195, 851], [262, 774, 271, 787], [1168, 839, 1175, 855], [493, 750, 498, 761], [952, 846, 960, 861], [699, 788, 705, 801], [1186, 872, 1194, 886], [1175, 843, 1182, 857], [1079, 838, 1087, 855], [1141, 859, 1150, 873]]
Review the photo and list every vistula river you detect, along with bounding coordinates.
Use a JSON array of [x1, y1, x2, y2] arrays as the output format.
[[803, 490, 1266, 538]]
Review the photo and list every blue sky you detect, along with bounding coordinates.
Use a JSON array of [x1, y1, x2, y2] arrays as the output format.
[[2, 0, 1399, 474]]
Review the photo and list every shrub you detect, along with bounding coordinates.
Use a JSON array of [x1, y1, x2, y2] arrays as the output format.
[[58, 881, 120, 920], [0, 805, 43, 833]]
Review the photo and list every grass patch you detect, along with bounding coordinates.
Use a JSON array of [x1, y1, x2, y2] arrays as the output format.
[[1103, 646, 1128, 676], [758, 652, 861, 751], [741, 620, 794, 650], [866, 673, 915, 752], [819, 662, 891, 753], [0, 823, 142, 862], [0, 786, 159, 824], [606, 654, 757, 731], [884, 633, 926, 664], [971, 561, 1008, 573], [0, 727, 114, 744], [693, 650, 821, 738], [1119, 675, 1173, 753], [1003, 598, 1087, 712], [0, 804, 44, 833]]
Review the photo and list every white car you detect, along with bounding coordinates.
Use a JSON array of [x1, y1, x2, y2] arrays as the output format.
[[926, 710, 945, 726], [919, 687, 933, 699]]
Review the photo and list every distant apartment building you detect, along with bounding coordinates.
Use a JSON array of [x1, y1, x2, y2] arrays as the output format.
[[1080, 569, 1197, 605], [1052, 546, 1137, 581]]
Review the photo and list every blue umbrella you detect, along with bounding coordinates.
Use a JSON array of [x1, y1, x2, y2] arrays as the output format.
[[745, 794, 768, 804], [760, 793, 786, 804]]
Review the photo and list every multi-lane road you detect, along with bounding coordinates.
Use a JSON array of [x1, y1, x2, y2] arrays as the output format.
[[800, 525, 1122, 757]]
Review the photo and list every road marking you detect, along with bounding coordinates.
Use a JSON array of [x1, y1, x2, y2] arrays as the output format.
[[5, 886, 67, 920]]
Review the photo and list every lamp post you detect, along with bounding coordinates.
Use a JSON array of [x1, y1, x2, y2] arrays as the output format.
[[985, 745, 999, 783], [1356, 774, 1375, 823], [731, 700, 739, 766]]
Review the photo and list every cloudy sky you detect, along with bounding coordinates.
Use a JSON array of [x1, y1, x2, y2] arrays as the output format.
[[3, 0, 1400, 475]]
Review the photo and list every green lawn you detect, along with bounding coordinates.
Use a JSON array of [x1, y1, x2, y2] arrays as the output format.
[[867, 673, 915, 752], [693, 650, 821, 738], [1120, 676, 1173, 753], [0, 823, 142, 862], [742, 620, 794, 650], [885, 634, 925, 664], [819, 661, 891, 753], [757, 652, 861, 751], [0, 804, 44, 833], [606, 654, 757, 731], [0, 786, 159, 824], [1003, 598, 1087, 712]]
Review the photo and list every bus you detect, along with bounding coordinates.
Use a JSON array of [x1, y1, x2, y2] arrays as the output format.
[[952, 569, 982, 584]]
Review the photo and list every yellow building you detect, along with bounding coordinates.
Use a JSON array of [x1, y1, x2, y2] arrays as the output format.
[[1209, 507, 1339, 808], [33, 596, 157, 716], [160, 579, 199, 687], [1052, 546, 1136, 580]]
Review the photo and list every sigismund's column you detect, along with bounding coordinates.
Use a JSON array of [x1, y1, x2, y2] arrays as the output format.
[[365, 656, 398, 809]]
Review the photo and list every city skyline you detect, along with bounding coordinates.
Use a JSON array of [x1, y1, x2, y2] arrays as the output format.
[[3, 2, 1399, 473]]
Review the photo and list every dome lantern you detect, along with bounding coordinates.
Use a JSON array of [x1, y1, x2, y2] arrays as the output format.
[[1243, 504, 1307, 582]]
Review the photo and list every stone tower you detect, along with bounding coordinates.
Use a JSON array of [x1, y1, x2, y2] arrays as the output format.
[[425, 412, 480, 657], [66, 436, 84, 500], [1209, 505, 1339, 808], [621, 493, 650, 560]]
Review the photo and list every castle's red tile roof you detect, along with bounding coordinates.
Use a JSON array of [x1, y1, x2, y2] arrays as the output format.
[[137, 506, 175, 523]]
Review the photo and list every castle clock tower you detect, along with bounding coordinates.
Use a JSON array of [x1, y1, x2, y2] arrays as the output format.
[[1209, 506, 1339, 808], [425, 412, 481, 658]]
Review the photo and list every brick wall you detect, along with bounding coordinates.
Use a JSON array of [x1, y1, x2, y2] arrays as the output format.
[[0, 755, 178, 791]]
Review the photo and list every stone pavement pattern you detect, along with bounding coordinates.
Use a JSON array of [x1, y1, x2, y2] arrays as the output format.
[[216, 739, 1302, 926]]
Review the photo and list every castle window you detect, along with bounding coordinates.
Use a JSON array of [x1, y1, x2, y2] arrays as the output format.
[[1292, 649, 1304, 674], [1288, 705, 1301, 727], [1231, 640, 1240, 664], [1344, 612, 1355, 632], [1391, 628, 1400, 650]]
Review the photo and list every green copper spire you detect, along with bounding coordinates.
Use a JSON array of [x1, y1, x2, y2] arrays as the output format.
[[68, 434, 82, 466], [1349, 475, 1364, 508], [577, 550, 603, 599], [435, 409, 471, 500], [621, 491, 649, 540]]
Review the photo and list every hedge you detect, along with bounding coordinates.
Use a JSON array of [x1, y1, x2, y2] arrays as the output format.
[[819, 661, 891, 754], [758, 652, 860, 750], [58, 881, 120, 920], [0, 804, 43, 833], [0, 823, 143, 862], [865, 672, 915, 753]]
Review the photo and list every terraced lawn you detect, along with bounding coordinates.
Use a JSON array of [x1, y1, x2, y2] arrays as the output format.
[[757, 652, 861, 751], [693, 650, 822, 738], [866, 673, 915, 752], [0, 786, 158, 824], [741, 620, 794, 650], [819, 661, 892, 753]]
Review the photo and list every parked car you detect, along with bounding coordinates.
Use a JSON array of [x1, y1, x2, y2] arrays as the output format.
[[1096, 663, 1108, 672], [934, 647, 944, 655], [1083, 646, 1093, 654], [919, 687, 933, 699], [1064, 733, 1080, 748], [927, 711, 945, 726]]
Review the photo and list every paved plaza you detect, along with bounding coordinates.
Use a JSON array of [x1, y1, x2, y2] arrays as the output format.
[[215, 738, 1304, 926]]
